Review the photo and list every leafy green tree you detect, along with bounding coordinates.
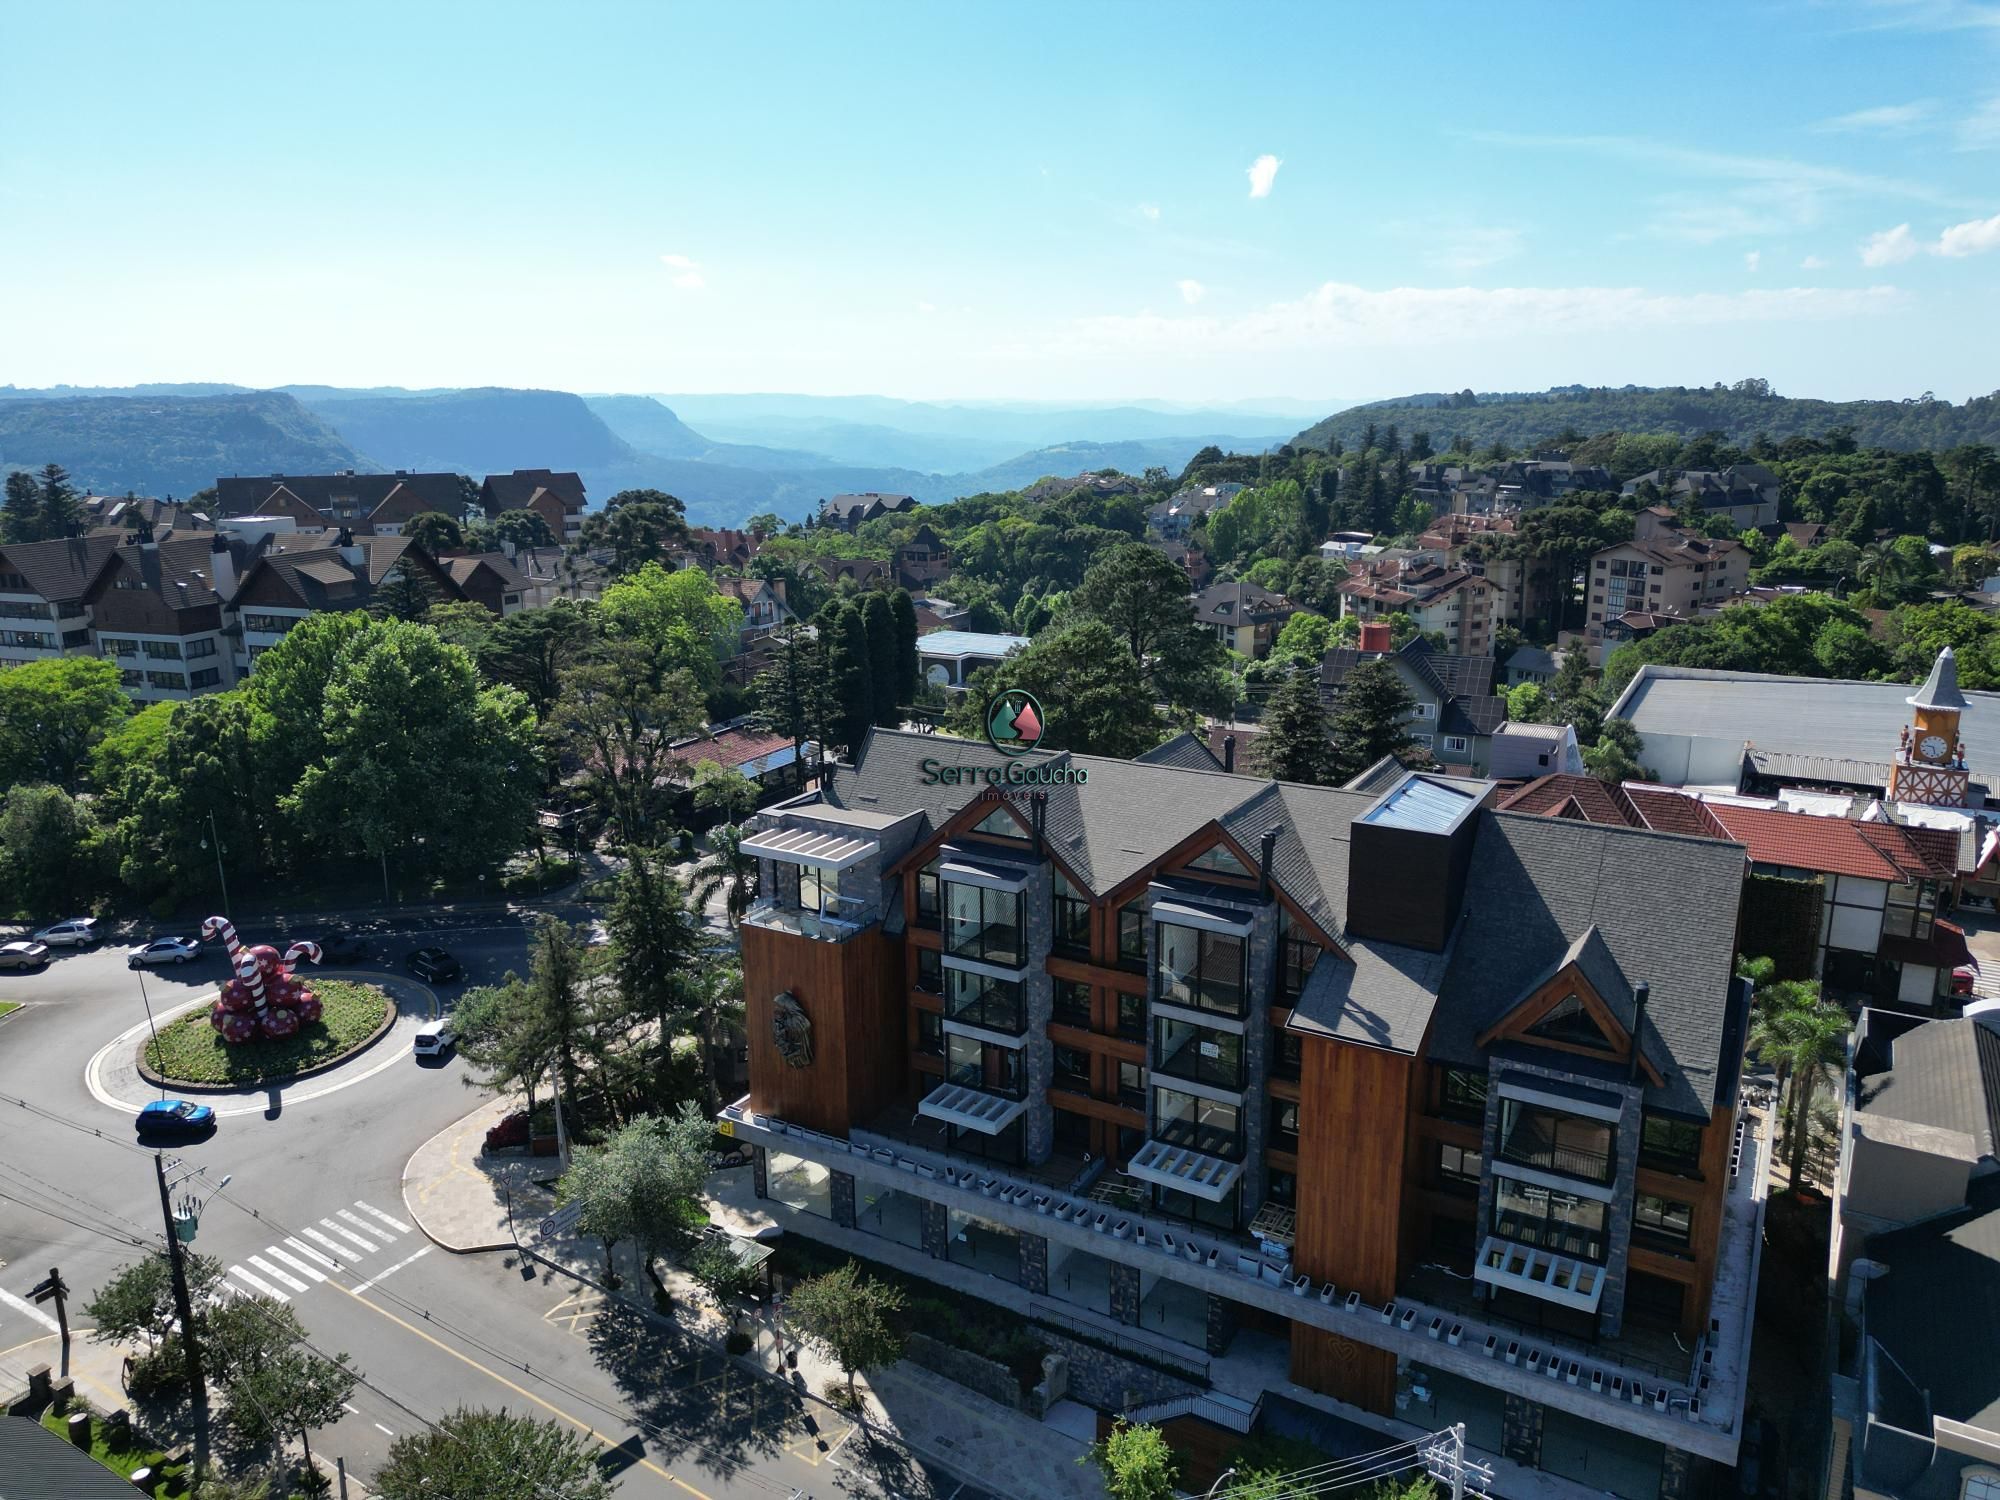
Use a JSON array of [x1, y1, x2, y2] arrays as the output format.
[[600, 562, 742, 695], [373, 1407, 613, 1500], [84, 1251, 226, 1358], [477, 601, 594, 720], [558, 1104, 713, 1299], [453, 973, 558, 1119], [0, 655, 130, 792], [88, 698, 176, 802], [371, 564, 447, 623], [545, 641, 704, 843], [207, 1296, 357, 1475], [1254, 663, 1336, 785], [0, 782, 104, 915], [1068, 542, 1233, 719], [401, 511, 464, 553], [1749, 982, 1850, 1188], [491, 508, 558, 549], [685, 1235, 760, 1307], [243, 611, 376, 827], [2, 471, 42, 542], [862, 590, 902, 726], [691, 760, 759, 821], [581, 494, 688, 576], [784, 1260, 906, 1397], [425, 600, 498, 656], [1584, 717, 1650, 784], [1272, 611, 1336, 662], [692, 822, 759, 933], [1507, 682, 1554, 723], [1087, 1420, 1178, 1500], [111, 690, 260, 901], [603, 847, 704, 1111], [891, 589, 920, 706], [1327, 659, 1417, 783], [753, 624, 834, 786], [944, 619, 1165, 758], [285, 620, 541, 881]]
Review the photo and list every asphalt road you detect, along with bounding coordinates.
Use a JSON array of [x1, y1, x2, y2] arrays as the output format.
[[0, 910, 993, 1499]]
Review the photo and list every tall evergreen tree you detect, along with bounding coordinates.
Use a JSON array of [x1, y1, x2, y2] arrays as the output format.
[[2, 471, 43, 543], [822, 602, 874, 758], [35, 463, 80, 538], [1254, 663, 1337, 785], [1327, 658, 1418, 783], [861, 590, 901, 726], [890, 589, 920, 707]]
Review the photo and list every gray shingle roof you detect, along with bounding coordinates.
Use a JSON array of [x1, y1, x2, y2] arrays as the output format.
[[1135, 731, 1224, 772], [215, 471, 460, 517], [1858, 1014, 2000, 1163], [1864, 1174, 2000, 1440], [0, 1414, 149, 1500], [0, 534, 122, 604]]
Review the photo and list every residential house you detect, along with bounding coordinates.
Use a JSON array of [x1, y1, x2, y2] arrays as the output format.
[[480, 469, 587, 544], [1584, 530, 1748, 661], [1417, 513, 1542, 628], [1191, 581, 1295, 659], [84, 533, 243, 700], [0, 534, 121, 667], [439, 552, 530, 616], [227, 531, 460, 677], [1337, 558, 1499, 657], [1320, 625, 1507, 774], [1147, 482, 1243, 540], [819, 492, 917, 531], [214, 470, 461, 527], [511, 545, 608, 608], [1487, 721, 1585, 781], [1506, 646, 1559, 688], [894, 524, 951, 590], [715, 574, 794, 642], [81, 495, 214, 534], [1022, 472, 1143, 504], [1152, 538, 1213, 589], [664, 720, 814, 798], [1318, 531, 1377, 563], [814, 556, 890, 589], [679, 528, 763, 571], [1826, 1006, 2000, 1500], [362, 480, 446, 536], [1619, 466, 1780, 530], [723, 731, 1766, 1498]]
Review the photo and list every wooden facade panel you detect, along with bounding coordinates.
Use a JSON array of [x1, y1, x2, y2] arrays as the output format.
[[1292, 1036, 1414, 1304], [1289, 1324, 1397, 1415], [743, 923, 902, 1136]]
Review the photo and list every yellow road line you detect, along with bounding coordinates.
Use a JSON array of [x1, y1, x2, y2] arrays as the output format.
[[330, 1283, 710, 1498]]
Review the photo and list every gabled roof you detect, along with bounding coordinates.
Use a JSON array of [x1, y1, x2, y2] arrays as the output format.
[[214, 471, 460, 518], [821, 492, 916, 519], [0, 533, 122, 603], [482, 469, 585, 513], [365, 480, 437, 526], [1135, 731, 1225, 772], [0, 1413, 148, 1500], [1858, 1014, 2000, 1164], [1703, 803, 1958, 882], [1191, 581, 1292, 625], [443, 551, 530, 593]]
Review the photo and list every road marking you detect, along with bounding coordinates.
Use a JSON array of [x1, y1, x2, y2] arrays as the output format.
[[301, 1228, 351, 1263], [0, 1286, 60, 1334], [331, 1282, 712, 1498], [283, 1236, 337, 1270], [355, 1200, 414, 1234], [228, 1265, 289, 1302], [373, 1422, 394, 1436], [337, 1209, 398, 1244], [265, 1246, 326, 1283], [351, 1245, 431, 1294], [342, 1402, 360, 1414], [319, 1219, 377, 1255], [248, 1255, 309, 1293]]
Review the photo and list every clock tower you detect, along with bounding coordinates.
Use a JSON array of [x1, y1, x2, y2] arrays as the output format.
[[1889, 646, 1972, 807]]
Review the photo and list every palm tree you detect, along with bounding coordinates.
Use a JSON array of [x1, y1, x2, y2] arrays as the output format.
[[1856, 539, 1914, 600], [1748, 983, 1850, 1188], [691, 823, 759, 928]]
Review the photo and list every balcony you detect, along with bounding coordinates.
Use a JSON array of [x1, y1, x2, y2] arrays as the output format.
[[916, 1080, 1029, 1136], [1473, 1236, 1605, 1313], [742, 900, 861, 942]]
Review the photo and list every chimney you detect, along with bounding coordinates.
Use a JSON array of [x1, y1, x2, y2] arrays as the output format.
[[209, 535, 237, 598], [1259, 827, 1280, 896], [336, 527, 363, 567], [1628, 983, 1651, 1083], [1358, 620, 1393, 653], [1222, 733, 1236, 773]]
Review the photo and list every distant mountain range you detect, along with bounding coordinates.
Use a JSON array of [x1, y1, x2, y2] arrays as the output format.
[[1292, 384, 2000, 454], [0, 384, 1291, 527]]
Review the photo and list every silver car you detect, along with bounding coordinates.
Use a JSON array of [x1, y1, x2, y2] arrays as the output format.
[[129, 936, 202, 969], [0, 940, 50, 971], [31, 918, 99, 949]]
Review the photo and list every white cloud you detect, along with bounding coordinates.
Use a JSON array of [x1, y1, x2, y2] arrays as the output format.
[[659, 252, 706, 289], [1176, 279, 1207, 305], [1246, 153, 1281, 199], [1801, 254, 1830, 269], [1813, 101, 1933, 133], [1745, 250, 1762, 271], [1042, 281, 1905, 360], [1961, 95, 2000, 149], [1937, 210, 2000, 255], [1139, 202, 1161, 221], [916, 300, 938, 314], [1861, 223, 1921, 264]]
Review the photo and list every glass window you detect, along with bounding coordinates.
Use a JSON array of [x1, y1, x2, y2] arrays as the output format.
[[1116, 901, 1146, 970], [971, 806, 1025, 839], [944, 966, 1025, 1034], [1118, 1061, 1146, 1109], [1497, 1100, 1615, 1185], [915, 861, 941, 930], [1052, 978, 1091, 1029], [188, 667, 221, 690], [1266, 1170, 1297, 1209], [1269, 1024, 1303, 1081], [183, 637, 217, 659], [1155, 923, 1246, 1017], [1438, 1067, 1488, 1124], [1276, 911, 1318, 1003], [145, 670, 182, 689], [1634, 1193, 1694, 1253], [1437, 1142, 1482, 1192], [1053, 1045, 1091, 1091], [947, 1032, 1024, 1099], [1884, 880, 1937, 941], [1153, 1183, 1239, 1233], [1052, 868, 1091, 956], [1152, 1086, 1243, 1160], [1154, 1014, 1245, 1090], [915, 1009, 944, 1057], [1490, 1179, 1608, 1264], [1186, 843, 1251, 878], [1525, 993, 1613, 1051], [914, 947, 942, 994], [1268, 1098, 1300, 1152], [797, 864, 842, 919], [1639, 1112, 1704, 1176], [1116, 991, 1145, 1040], [945, 882, 1023, 968]]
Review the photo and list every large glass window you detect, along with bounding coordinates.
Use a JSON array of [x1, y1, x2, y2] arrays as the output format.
[[1155, 923, 1246, 1017], [914, 947, 942, 994], [1276, 912, 1318, 1003], [1052, 979, 1092, 1029], [947, 1032, 1024, 1099], [1490, 1179, 1608, 1264], [1153, 1015, 1245, 1091], [1437, 1067, 1488, 1124], [1053, 1045, 1091, 1091], [1497, 1100, 1615, 1185], [1118, 1061, 1146, 1109], [915, 1010, 944, 1057], [1639, 1112, 1704, 1177], [1154, 1183, 1240, 1233], [1116, 901, 1146, 970], [1052, 869, 1091, 957], [1437, 1142, 1482, 1193], [1883, 880, 1937, 941], [945, 882, 1023, 968], [1268, 1098, 1300, 1152], [944, 967, 1025, 1034], [1116, 992, 1145, 1040], [1269, 1024, 1303, 1081], [915, 860, 941, 930], [1152, 1086, 1244, 1160], [796, 864, 843, 919], [1633, 1193, 1694, 1254]]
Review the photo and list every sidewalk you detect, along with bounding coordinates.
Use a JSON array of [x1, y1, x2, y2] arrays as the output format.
[[0, 1330, 130, 1416], [401, 1097, 1104, 1500]]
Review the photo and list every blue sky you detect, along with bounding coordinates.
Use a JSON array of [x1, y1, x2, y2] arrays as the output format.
[[3, 0, 1997, 405]]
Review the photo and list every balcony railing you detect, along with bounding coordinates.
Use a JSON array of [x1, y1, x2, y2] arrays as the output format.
[[743, 900, 860, 942], [1497, 1122, 1614, 1185]]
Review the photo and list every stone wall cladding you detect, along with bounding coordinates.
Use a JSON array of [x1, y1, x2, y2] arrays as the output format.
[[1021, 1231, 1049, 1294], [752, 1144, 768, 1199], [1659, 1444, 1699, 1500], [1502, 1393, 1545, 1466], [830, 1169, 856, 1229], [1108, 1262, 1142, 1326], [905, 1331, 1025, 1412], [1020, 860, 1055, 1163], [1204, 1291, 1238, 1357], [1038, 1329, 1197, 1413], [920, 1197, 949, 1259]]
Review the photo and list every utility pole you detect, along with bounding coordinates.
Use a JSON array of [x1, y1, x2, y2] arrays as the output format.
[[153, 1154, 204, 1405]]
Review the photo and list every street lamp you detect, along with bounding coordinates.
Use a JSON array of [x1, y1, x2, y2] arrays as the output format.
[[198, 809, 231, 921], [136, 969, 165, 1096], [1202, 1467, 1239, 1499]]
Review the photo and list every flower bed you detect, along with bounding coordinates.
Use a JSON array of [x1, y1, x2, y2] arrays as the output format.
[[141, 979, 394, 1087]]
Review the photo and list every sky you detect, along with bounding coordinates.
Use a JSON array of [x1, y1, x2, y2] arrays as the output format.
[[3, 0, 1998, 407]]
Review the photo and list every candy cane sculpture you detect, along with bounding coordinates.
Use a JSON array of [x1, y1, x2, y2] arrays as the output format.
[[204, 921, 330, 1042]]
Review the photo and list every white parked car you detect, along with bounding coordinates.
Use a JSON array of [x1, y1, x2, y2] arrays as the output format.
[[129, 936, 203, 969], [413, 1020, 456, 1058], [31, 918, 99, 949]]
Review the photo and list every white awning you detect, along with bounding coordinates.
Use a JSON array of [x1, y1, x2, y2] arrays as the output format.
[[916, 1082, 1029, 1136], [742, 825, 878, 871], [1471, 1234, 1606, 1313], [940, 859, 1031, 893], [1123, 1138, 1245, 1202], [1150, 899, 1254, 937]]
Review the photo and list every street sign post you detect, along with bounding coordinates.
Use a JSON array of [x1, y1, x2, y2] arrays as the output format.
[[29, 1268, 69, 1348]]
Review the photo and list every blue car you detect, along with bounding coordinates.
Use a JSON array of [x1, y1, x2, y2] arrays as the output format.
[[136, 1099, 216, 1138]]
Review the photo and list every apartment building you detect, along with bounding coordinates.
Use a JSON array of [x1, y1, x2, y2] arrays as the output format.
[[1584, 529, 1748, 661], [1416, 514, 1545, 630], [1620, 467, 1780, 531], [0, 534, 120, 668], [721, 729, 1767, 1500], [479, 469, 588, 543], [1338, 558, 1499, 656], [214, 470, 461, 528]]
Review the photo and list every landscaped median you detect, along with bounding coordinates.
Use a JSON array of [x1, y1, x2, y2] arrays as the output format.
[[139, 978, 396, 1088]]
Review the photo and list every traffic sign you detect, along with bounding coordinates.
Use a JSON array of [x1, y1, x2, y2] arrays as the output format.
[[29, 1275, 62, 1305]]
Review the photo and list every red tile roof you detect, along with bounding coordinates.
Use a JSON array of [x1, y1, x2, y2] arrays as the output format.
[[663, 726, 794, 772], [1496, 774, 1637, 824], [1702, 804, 1957, 882]]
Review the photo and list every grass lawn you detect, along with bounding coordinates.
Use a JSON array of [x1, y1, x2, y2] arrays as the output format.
[[41, 1409, 186, 1496], [0, 1000, 20, 1019], [143, 978, 392, 1085]]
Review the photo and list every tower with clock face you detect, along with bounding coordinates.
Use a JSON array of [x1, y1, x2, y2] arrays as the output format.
[[1889, 646, 1972, 807]]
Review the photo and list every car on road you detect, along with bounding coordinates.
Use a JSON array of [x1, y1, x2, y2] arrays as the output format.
[[0, 940, 50, 971], [135, 1099, 216, 1139], [1952, 964, 1978, 998], [316, 929, 371, 965], [412, 1019, 456, 1058], [31, 917, 100, 949], [129, 936, 203, 969], [406, 947, 463, 984]]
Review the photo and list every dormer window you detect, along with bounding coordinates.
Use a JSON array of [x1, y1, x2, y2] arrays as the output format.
[[1185, 843, 1251, 879], [1525, 993, 1615, 1052], [970, 806, 1026, 840]]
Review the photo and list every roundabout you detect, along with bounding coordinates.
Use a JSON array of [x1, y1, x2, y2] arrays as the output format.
[[138, 977, 397, 1090]]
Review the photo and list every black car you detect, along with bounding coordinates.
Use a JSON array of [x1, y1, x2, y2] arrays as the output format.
[[406, 947, 463, 984], [317, 930, 370, 965]]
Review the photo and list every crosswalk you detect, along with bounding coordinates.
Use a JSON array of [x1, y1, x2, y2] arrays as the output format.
[[223, 1199, 421, 1304]]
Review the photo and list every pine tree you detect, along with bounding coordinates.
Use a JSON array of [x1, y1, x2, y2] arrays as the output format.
[[35, 463, 80, 538], [1, 471, 41, 543], [1328, 658, 1418, 783], [822, 602, 874, 758], [890, 589, 919, 706], [861, 590, 900, 727], [1255, 663, 1337, 785]]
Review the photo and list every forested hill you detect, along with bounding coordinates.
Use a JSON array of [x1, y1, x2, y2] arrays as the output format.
[[1292, 384, 2000, 455], [297, 387, 638, 477], [0, 391, 372, 498]]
